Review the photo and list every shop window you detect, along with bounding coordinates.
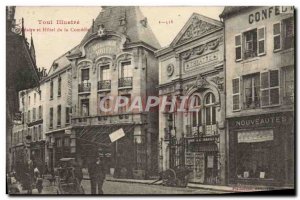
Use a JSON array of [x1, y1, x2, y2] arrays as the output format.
[[236, 130, 275, 180], [49, 107, 53, 129], [235, 34, 242, 61], [189, 94, 202, 131], [57, 105, 61, 127], [81, 99, 89, 116], [243, 73, 260, 109], [281, 66, 294, 104], [243, 29, 257, 59], [65, 107, 70, 124], [50, 80, 53, 99], [232, 78, 240, 111], [58, 76, 61, 97], [283, 17, 294, 50], [261, 70, 280, 107]]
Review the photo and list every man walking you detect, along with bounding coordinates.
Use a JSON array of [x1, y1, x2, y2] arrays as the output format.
[[87, 149, 106, 195]]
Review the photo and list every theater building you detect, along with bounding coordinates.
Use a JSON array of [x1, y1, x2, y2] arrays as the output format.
[[156, 13, 226, 185], [220, 6, 294, 187], [64, 6, 160, 179]]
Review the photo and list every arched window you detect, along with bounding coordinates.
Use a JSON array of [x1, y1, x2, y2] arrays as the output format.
[[204, 93, 216, 125], [189, 94, 201, 128]]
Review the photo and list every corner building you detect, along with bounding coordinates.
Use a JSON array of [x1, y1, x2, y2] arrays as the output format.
[[156, 13, 226, 185], [65, 6, 160, 179], [220, 6, 294, 187]]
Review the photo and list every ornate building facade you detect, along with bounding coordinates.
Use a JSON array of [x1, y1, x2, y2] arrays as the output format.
[[156, 13, 226, 185]]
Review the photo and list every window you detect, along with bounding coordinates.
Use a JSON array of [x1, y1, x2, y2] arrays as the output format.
[[273, 22, 281, 51], [56, 138, 62, 147], [282, 17, 294, 50], [57, 105, 61, 127], [99, 97, 111, 115], [28, 110, 31, 123], [244, 73, 260, 109], [235, 35, 242, 61], [189, 94, 201, 128], [205, 93, 216, 125], [38, 125, 42, 140], [257, 27, 266, 55], [38, 106, 42, 119], [261, 70, 280, 107], [243, 29, 257, 59], [33, 127, 36, 141], [34, 93, 36, 104], [81, 99, 89, 116], [232, 78, 240, 111], [65, 107, 70, 124], [28, 96, 31, 106], [33, 108, 36, 121], [50, 80, 53, 99], [64, 137, 70, 146], [81, 68, 90, 82], [58, 76, 61, 97], [49, 107, 53, 128], [282, 66, 294, 104], [100, 65, 110, 80], [120, 61, 133, 78], [119, 95, 131, 113]]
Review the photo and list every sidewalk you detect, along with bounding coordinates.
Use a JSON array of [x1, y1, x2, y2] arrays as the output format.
[[105, 176, 288, 193]]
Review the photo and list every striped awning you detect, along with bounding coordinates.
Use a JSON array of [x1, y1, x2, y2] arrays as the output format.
[[77, 124, 136, 147]]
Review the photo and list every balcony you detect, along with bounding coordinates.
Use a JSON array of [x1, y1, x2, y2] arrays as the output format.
[[118, 77, 133, 88], [98, 80, 111, 90], [78, 82, 91, 93]]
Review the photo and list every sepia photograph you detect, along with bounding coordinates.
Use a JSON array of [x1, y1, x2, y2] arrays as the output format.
[[5, 5, 295, 195]]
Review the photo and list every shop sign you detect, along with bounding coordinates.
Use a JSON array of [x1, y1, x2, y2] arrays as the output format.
[[184, 51, 218, 72], [237, 129, 273, 143], [185, 152, 205, 183], [229, 112, 293, 129], [85, 40, 122, 59], [248, 6, 294, 24]]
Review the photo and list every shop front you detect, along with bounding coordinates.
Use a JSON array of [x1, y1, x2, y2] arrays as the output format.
[[30, 140, 45, 174], [228, 112, 294, 187]]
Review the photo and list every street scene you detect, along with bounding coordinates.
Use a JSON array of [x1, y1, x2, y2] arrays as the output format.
[[6, 6, 295, 195]]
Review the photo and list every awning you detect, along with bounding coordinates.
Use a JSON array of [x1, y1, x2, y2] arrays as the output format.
[[77, 124, 136, 147]]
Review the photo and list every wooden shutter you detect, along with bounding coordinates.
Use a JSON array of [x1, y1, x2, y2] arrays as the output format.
[[235, 34, 242, 61], [258, 27, 266, 55], [232, 78, 240, 111]]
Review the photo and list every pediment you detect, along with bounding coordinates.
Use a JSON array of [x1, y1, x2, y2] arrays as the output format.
[[171, 13, 223, 47]]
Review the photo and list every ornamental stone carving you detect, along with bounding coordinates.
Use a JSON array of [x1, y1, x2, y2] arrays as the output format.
[[178, 16, 219, 44]]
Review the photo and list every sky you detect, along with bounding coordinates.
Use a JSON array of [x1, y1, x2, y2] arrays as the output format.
[[15, 6, 224, 71]]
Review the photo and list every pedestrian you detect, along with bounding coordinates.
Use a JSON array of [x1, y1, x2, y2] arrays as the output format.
[[25, 159, 34, 194], [87, 152, 106, 195]]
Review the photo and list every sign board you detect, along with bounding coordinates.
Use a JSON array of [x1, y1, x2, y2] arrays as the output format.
[[109, 128, 125, 143], [238, 130, 273, 143]]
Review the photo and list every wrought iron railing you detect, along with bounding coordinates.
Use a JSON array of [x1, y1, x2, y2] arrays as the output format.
[[118, 77, 133, 88], [98, 80, 111, 90], [78, 82, 91, 93]]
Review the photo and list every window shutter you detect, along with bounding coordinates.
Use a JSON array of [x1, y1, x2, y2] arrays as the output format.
[[258, 27, 266, 55], [235, 34, 242, 61], [232, 78, 240, 111], [273, 22, 281, 51], [260, 72, 269, 106]]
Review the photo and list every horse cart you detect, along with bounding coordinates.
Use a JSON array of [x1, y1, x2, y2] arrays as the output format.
[[153, 166, 192, 187]]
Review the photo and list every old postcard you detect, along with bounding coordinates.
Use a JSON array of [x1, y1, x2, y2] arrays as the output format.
[[6, 6, 295, 195]]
